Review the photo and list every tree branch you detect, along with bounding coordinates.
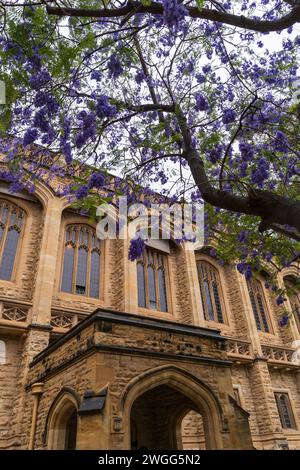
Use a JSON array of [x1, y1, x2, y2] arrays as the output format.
[[174, 105, 300, 240], [46, 1, 300, 33]]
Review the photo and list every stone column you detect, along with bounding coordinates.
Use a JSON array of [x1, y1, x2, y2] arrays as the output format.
[[31, 197, 64, 325], [248, 358, 287, 449], [123, 237, 138, 314], [183, 246, 205, 326], [28, 382, 44, 450]]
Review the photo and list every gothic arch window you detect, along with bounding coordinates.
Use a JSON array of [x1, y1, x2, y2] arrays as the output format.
[[0, 340, 6, 365], [137, 247, 169, 312], [274, 392, 296, 429], [61, 224, 102, 298], [0, 200, 25, 281], [284, 276, 300, 333], [247, 278, 270, 333], [196, 260, 225, 323]]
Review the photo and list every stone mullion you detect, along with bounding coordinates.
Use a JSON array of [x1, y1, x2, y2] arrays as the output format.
[[277, 272, 300, 342], [31, 197, 64, 325], [248, 359, 287, 449]]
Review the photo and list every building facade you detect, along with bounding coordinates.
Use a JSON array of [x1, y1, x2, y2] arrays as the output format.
[[0, 166, 300, 450]]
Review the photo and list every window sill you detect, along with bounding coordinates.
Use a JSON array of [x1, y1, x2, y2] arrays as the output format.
[[57, 291, 105, 305], [204, 319, 230, 329], [137, 307, 174, 320], [258, 330, 278, 339]]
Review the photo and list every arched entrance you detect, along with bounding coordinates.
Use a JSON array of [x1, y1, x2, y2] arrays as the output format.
[[122, 365, 225, 450], [130, 384, 208, 450]]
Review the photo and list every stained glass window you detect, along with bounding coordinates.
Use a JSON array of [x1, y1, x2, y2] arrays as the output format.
[[275, 393, 296, 429], [0, 201, 24, 281], [197, 260, 224, 323], [61, 225, 102, 298], [247, 279, 270, 332], [137, 247, 169, 312]]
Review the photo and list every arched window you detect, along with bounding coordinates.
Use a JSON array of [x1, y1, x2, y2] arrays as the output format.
[[0, 200, 25, 281], [61, 224, 102, 298], [274, 392, 296, 429], [0, 340, 6, 365], [137, 247, 169, 312], [197, 260, 224, 323], [284, 276, 300, 333], [247, 278, 270, 332]]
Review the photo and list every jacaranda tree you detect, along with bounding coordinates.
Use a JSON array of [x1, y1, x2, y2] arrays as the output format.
[[0, 1, 300, 301]]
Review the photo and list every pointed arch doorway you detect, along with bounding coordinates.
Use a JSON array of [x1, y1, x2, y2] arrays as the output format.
[[122, 366, 225, 450]]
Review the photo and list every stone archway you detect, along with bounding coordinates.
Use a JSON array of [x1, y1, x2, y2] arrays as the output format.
[[121, 365, 225, 450], [45, 389, 79, 450]]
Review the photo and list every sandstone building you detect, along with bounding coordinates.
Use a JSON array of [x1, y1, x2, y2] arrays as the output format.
[[0, 162, 300, 450]]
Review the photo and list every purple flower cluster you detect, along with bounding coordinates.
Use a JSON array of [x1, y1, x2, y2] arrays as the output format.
[[88, 172, 105, 189], [75, 111, 97, 149], [107, 54, 123, 79], [135, 70, 146, 84], [29, 69, 51, 89], [128, 236, 145, 261], [194, 92, 209, 112], [162, 0, 188, 32], [23, 128, 38, 147], [239, 142, 254, 162], [96, 96, 117, 119], [276, 294, 286, 306], [222, 108, 236, 124], [278, 314, 289, 328], [237, 230, 248, 243], [251, 158, 269, 186], [91, 70, 101, 81]]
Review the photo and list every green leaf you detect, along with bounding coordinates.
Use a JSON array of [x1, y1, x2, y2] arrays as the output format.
[[196, 0, 205, 11], [141, 0, 152, 5]]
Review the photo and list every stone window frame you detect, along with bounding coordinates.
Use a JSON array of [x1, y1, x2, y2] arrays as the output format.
[[136, 244, 171, 314], [195, 255, 229, 326], [273, 388, 299, 432], [0, 198, 26, 283], [283, 275, 300, 334], [57, 216, 106, 303], [0, 339, 6, 365]]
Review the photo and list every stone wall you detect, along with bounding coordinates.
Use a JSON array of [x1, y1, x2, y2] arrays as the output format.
[[0, 334, 24, 449]]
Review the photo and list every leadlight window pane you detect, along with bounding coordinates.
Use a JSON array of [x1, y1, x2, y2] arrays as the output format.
[[137, 262, 146, 308], [275, 393, 296, 429], [61, 224, 101, 298], [247, 279, 270, 333], [212, 282, 224, 323], [203, 280, 214, 321], [0, 340, 6, 365], [257, 294, 269, 333], [61, 245, 75, 293], [158, 268, 168, 312], [0, 201, 24, 281], [0, 228, 20, 280], [197, 261, 224, 323], [90, 251, 100, 298], [249, 290, 261, 330], [148, 265, 157, 310], [137, 248, 169, 312]]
